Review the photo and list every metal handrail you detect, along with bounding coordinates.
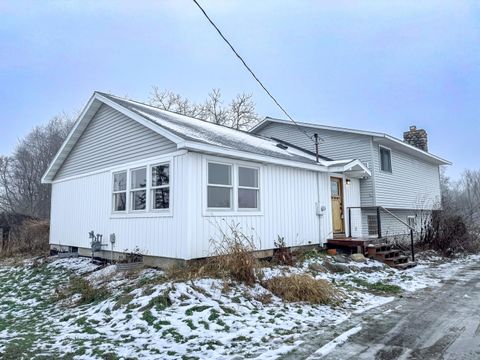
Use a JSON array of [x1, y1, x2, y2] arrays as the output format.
[[378, 206, 416, 232], [346, 205, 417, 262]]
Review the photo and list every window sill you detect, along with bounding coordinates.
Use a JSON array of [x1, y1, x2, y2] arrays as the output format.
[[202, 210, 263, 217], [110, 212, 173, 219]]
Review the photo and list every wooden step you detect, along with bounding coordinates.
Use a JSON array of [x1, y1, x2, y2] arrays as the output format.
[[393, 261, 417, 270], [384, 255, 409, 266], [374, 250, 401, 260]]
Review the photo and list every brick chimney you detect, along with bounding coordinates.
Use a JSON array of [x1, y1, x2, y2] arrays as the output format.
[[403, 125, 428, 152]]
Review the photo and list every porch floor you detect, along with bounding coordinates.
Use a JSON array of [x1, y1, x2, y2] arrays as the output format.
[[326, 237, 384, 255]]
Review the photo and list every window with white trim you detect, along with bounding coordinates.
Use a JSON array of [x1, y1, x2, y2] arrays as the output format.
[[151, 164, 170, 210], [130, 167, 147, 211], [207, 162, 232, 209], [206, 161, 260, 211], [380, 146, 392, 173], [112, 171, 127, 212], [238, 166, 259, 209]]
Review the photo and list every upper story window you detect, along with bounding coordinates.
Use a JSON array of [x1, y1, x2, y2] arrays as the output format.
[[379, 146, 392, 173], [207, 163, 233, 209], [207, 161, 260, 211], [151, 164, 170, 210], [113, 171, 127, 212], [238, 166, 259, 209]]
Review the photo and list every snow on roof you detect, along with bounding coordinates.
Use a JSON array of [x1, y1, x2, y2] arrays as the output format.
[[98, 93, 328, 167]]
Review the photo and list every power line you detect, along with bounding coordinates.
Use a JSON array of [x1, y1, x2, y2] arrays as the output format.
[[192, 0, 316, 145]]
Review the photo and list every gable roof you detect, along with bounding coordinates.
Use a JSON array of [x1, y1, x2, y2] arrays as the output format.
[[42, 92, 371, 183], [251, 117, 451, 166]]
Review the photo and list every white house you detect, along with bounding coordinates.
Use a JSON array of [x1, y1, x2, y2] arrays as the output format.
[[42, 92, 372, 265], [250, 117, 451, 239]]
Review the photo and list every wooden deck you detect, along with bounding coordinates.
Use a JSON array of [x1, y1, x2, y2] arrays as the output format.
[[326, 237, 382, 255]]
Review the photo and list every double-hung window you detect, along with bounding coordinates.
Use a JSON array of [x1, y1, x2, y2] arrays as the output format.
[[130, 167, 147, 211], [207, 163, 233, 209], [379, 146, 392, 173], [206, 161, 260, 211], [113, 171, 127, 212], [151, 164, 170, 210], [238, 166, 259, 209]]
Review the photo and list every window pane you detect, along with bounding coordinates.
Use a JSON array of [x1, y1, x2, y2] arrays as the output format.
[[131, 168, 147, 189], [113, 193, 126, 211], [153, 188, 169, 209], [113, 172, 127, 192], [132, 190, 146, 210], [380, 148, 392, 172], [208, 163, 231, 185], [238, 188, 258, 209], [330, 181, 339, 196], [207, 186, 231, 208], [239, 167, 258, 188], [152, 165, 169, 187]]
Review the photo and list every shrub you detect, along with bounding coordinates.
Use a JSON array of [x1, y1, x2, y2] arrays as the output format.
[[207, 222, 259, 286], [272, 236, 295, 266], [263, 274, 342, 305], [418, 210, 479, 256]]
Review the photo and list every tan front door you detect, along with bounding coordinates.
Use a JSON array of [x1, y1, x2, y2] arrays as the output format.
[[331, 177, 344, 234]]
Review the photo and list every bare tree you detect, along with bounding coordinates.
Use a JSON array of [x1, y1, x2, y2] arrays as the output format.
[[0, 114, 74, 219], [149, 87, 261, 130]]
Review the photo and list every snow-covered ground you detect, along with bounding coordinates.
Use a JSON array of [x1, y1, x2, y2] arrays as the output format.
[[0, 252, 478, 360]]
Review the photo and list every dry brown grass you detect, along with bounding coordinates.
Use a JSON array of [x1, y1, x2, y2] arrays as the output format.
[[165, 222, 260, 286], [263, 274, 342, 305], [0, 220, 50, 258], [207, 222, 259, 286]]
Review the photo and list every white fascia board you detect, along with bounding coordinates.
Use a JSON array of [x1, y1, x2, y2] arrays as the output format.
[[177, 141, 329, 172], [327, 160, 371, 177], [42, 92, 186, 184], [382, 135, 452, 165], [94, 93, 185, 144], [41, 93, 99, 184], [249, 118, 270, 133]]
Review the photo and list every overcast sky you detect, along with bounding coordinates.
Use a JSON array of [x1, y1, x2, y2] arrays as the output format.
[[1, 1, 479, 179]]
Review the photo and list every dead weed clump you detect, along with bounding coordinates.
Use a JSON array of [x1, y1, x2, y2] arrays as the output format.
[[55, 275, 111, 305], [1, 219, 50, 258], [208, 222, 259, 286], [263, 274, 342, 305]]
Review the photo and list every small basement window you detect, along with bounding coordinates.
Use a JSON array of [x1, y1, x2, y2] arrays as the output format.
[[112, 171, 127, 212], [380, 146, 392, 173], [151, 164, 170, 210], [207, 162, 233, 209], [130, 167, 147, 211], [238, 166, 259, 209], [367, 215, 378, 236]]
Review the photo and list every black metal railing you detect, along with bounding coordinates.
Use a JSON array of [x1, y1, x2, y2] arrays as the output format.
[[347, 206, 417, 262]]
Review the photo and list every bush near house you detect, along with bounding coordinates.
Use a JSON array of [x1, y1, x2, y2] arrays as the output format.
[[419, 210, 480, 256]]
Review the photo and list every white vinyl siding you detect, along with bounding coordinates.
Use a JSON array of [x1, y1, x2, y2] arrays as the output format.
[[254, 122, 375, 207], [55, 104, 177, 180], [372, 143, 441, 209], [50, 152, 334, 260]]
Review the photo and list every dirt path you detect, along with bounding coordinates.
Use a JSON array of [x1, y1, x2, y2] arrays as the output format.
[[282, 262, 480, 360]]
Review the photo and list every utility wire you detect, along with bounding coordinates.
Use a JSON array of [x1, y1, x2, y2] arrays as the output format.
[[192, 0, 316, 145]]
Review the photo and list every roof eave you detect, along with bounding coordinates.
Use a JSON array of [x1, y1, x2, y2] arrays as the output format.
[[177, 141, 330, 172], [254, 117, 451, 166]]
